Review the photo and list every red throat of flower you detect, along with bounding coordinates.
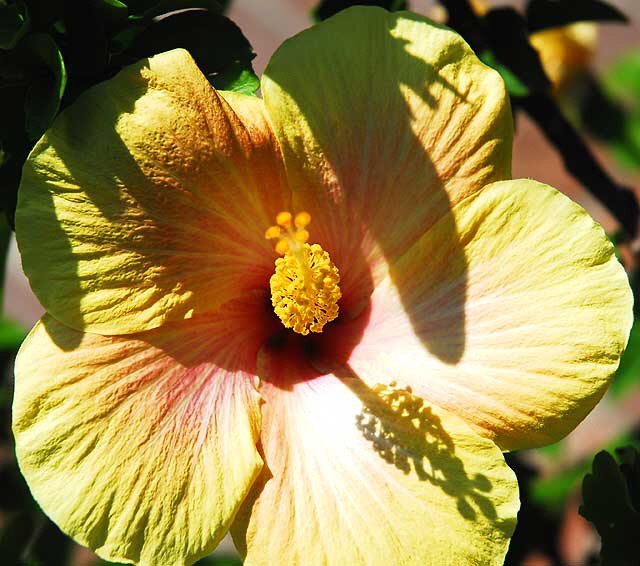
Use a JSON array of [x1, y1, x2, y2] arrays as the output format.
[[265, 211, 341, 335]]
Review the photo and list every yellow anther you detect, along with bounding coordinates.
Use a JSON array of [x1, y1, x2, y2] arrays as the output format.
[[269, 242, 341, 335], [276, 211, 292, 227], [275, 239, 290, 255], [294, 211, 311, 228], [265, 225, 282, 239], [294, 229, 309, 243], [267, 210, 313, 257]]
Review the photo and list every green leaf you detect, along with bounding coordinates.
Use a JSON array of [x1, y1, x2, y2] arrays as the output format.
[[526, 0, 627, 33], [603, 50, 640, 109], [23, 33, 67, 140], [313, 0, 407, 22], [531, 436, 640, 510], [598, 50, 640, 170], [0, 318, 27, 351], [0, 1, 29, 50], [576, 51, 640, 170], [213, 61, 258, 95], [531, 463, 587, 510], [123, 9, 258, 95], [580, 449, 640, 566], [608, 118, 640, 170], [616, 446, 640, 512]]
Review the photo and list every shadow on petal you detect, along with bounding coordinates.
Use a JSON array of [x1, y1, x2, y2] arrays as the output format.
[[261, 9, 493, 365], [346, 376, 500, 523]]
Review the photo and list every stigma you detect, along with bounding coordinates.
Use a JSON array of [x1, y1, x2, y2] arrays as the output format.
[[265, 211, 341, 335]]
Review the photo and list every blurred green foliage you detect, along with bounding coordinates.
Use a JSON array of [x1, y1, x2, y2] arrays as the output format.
[[601, 50, 640, 171], [532, 436, 640, 510]]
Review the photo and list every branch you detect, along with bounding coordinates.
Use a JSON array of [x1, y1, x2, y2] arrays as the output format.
[[438, 0, 639, 238], [520, 93, 638, 238]]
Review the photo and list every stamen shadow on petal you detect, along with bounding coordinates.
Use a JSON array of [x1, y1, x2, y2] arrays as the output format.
[[345, 376, 500, 523]]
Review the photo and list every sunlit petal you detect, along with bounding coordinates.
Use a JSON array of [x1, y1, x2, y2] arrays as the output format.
[[16, 49, 289, 335], [326, 180, 632, 451], [230, 351, 518, 565], [13, 293, 272, 564]]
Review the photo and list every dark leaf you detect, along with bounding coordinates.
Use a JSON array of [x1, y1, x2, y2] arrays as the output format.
[[26, 519, 72, 566], [0, 32, 65, 220], [580, 449, 640, 566], [123, 9, 258, 94], [120, 0, 163, 10], [0, 50, 29, 151], [526, 0, 627, 32], [61, 1, 109, 78], [111, 2, 224, 53], [616, 446, 640, 513], [195, 555, 243, 565], [0, 460, 33, 510], [0, 511, 35, 564], [109, 22, 148, 54], [127, 0, 223, 20], [483, 8, 550, 94], [0, 1, 29, 49], [23, 33, 67, 140], [0, 48, 31, 223], [92, 0, 129, 26], [21, 0, 65, 32], [0, 154, 24, 226], [313, 0, 407, 22]]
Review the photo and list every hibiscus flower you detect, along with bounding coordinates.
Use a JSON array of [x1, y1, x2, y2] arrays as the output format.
[[12, 7, 631, 566]]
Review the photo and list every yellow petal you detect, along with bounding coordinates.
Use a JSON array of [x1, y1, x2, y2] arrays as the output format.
[[16, 49, 289, 335], [231, 352, 518, 565], [530, 23, 597, 90], [262, 7, 512, 307], [328, 180, 632, 451], [13, 293, 271, 564]]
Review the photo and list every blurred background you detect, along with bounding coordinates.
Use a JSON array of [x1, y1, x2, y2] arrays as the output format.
[[1, 1, 639, 564]]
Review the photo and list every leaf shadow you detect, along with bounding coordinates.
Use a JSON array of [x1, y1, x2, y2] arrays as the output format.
[[263, 7, 479, 365]]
